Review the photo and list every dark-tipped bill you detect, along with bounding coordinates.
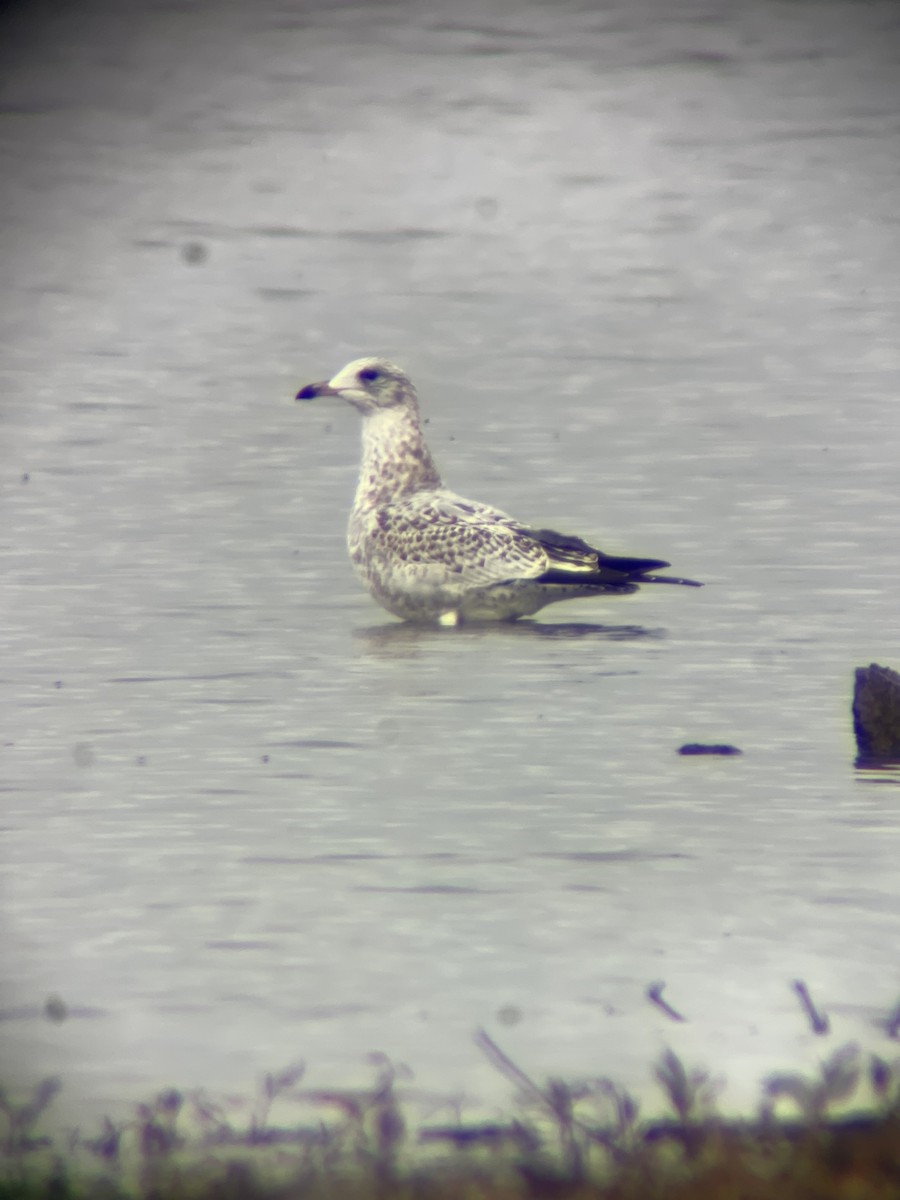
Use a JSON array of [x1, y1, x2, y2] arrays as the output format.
[[296, 381, 339, 401]]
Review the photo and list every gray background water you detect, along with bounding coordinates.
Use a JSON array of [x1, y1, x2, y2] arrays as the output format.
[[2, 0, 899, 1126]]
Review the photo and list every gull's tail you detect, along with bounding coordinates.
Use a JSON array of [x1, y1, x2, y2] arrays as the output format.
[[632, 573, 703, 587]]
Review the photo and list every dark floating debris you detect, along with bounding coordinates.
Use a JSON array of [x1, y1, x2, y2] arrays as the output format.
[[44, 994, 68, 1024], [853, 662, 900, 764], [181, 240, 208, 265], [677, 743, 743, 756]]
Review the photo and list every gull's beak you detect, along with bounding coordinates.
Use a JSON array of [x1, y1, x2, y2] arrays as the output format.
[[296, 380, 341, 401]]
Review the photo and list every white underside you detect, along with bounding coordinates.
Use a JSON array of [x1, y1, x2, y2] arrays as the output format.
[[370, 578, 639, 624]]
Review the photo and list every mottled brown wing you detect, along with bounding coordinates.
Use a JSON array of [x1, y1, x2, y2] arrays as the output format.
[[370, 493, 551, 585]]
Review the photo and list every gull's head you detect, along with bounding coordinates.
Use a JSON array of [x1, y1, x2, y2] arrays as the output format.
[[296, 357, 417, 415]]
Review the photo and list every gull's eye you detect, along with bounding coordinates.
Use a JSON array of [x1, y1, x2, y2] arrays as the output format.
[[358, 367, 381, 383]]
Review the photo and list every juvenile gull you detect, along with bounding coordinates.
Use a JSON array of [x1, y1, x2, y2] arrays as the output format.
[[296, 358, 701, 625]]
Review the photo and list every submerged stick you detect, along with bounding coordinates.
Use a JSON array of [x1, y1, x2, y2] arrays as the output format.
[[792, 980, 830, 1035], [647, 982, 686, 1023]]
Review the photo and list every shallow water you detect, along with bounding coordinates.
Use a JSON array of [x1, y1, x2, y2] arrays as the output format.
[[2, 0, 899, 1125]]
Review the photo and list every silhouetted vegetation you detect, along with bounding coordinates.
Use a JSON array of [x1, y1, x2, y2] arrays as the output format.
[[2, 1024, 900, 1199]]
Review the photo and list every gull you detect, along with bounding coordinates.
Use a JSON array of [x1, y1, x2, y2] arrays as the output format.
[[296, 357, 701, 625]]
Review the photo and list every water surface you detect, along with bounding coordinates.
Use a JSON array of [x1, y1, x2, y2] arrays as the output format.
[[2, 0, 899, 1124]]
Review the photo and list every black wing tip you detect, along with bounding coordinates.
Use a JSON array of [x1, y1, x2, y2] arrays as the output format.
[[599, 555, 703, 587], [596, 553, 670, 574]]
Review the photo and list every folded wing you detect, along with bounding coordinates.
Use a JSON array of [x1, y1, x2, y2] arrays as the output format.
[[369, 494, 700, 588]]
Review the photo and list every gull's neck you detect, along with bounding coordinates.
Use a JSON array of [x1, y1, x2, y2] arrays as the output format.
[[353, 403, 443, 511]]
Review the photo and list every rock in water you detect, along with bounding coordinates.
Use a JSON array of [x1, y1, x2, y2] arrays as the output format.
[[852, 663, 900, 762]]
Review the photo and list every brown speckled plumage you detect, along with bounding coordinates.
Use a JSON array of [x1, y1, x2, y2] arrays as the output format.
[[295, 357, 701, 623]]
